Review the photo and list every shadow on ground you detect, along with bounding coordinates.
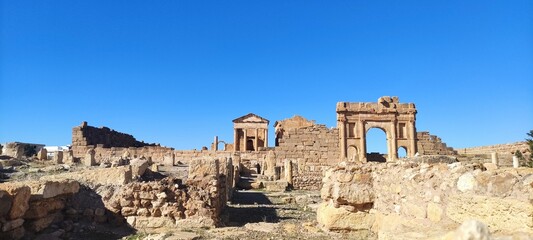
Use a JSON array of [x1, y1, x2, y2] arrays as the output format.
[[224, 190, 294, 226]]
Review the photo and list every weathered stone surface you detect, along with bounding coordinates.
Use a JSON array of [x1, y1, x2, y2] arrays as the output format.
[[317, 201, 374, 232], [23, 198, 65, 219], [456, 172, 478, 192], [0, 226, 25, 240], [437, 220, 491, 240], [0, 190, 13, 216], [427, 202, 443, 222], [41, 165, 132, 186], [26, 180, 80, 199], [446, 194, 533, 233], [0, 184, 31, 219], [130, 158, 149, 178], [263, 181, 288, 192]]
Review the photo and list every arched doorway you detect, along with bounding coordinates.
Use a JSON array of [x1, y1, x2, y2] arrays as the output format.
[[398, 146, 407, 158], [366, 128, 387, 162]]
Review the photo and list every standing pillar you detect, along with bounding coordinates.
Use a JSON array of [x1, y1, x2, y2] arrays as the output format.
[[408, 121, 417, 157], [389, 122, 397, 161], [233, 129, 239, 152], [243, 129, 248, 151], [491, 152, 498, 166], [254, 128, 259, 151], [264, 128, 268, 148], [338, 117, 347, 159], [284, 159, 293, 185], [359, 120, 367, 162], [513, 156, 520, 168]]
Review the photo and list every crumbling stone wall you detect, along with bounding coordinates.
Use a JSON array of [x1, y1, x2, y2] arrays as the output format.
[[71, 122, 175, 165], [0, 180, 80, 239], [318, 161, 533, 238], [275, 121, 340, 190], [416, 131, 457, 155]]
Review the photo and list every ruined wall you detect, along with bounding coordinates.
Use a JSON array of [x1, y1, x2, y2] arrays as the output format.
[[318, 161, 533, 239], [1, 142, 45, 159], [71, 122, 175, 165], [275, 123, 340, 190], [416, 131, 457, 155], [0, 180, 80, 239], [456, 142, 529, 156]]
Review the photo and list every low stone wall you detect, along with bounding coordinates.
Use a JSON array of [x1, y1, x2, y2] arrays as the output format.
[[456, 142, 530, 166], [0, 180, 80, 239], [318, 160, 533, 239]]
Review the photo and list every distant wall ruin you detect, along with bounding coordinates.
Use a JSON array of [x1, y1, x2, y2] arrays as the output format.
[[416, 131, 457, 155], [71, 121, 175, 165]]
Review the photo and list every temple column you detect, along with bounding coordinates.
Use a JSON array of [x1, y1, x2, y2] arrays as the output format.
[[359, 120, 367, 162], [408, 121, 416, 157], [233, 129, 238, 152], [254, 128, 259, 151], [338, 117, 347, 159], [264, 128, 268, 148], [389, 122, 397, 161], [243, 129, 248, 151]]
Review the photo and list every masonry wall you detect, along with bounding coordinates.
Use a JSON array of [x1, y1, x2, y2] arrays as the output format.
[[275, 124, 340, 190], [416, 131, 457, 155]]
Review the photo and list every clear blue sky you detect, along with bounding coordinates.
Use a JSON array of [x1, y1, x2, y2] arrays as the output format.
[[1, 1, 532, 153]]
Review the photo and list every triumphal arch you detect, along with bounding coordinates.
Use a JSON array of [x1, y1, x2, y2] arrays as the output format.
[[336, 96, 417, 162]]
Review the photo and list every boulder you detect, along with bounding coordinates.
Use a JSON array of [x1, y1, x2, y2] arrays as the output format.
[[130, 158, 149, 178], [317, 201, 374, 233]]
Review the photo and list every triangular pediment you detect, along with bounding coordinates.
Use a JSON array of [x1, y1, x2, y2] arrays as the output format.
[[232, 113, 269, 124]]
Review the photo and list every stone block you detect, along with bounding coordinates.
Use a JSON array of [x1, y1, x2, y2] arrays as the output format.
[[0, 184, 31, 220], [317, 201, 374, 232]]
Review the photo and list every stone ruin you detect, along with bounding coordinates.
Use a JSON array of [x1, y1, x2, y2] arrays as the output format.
[[0, 96, 531, 239]]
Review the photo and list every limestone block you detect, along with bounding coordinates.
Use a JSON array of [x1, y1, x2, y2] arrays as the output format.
[[53, 151, 63, 164], [456, 172, 478, 192], [130, 158, 149, 178], [446, 194, 533, 233], [37, 148, 47, 161], [41, 166, 132, 186], [487, 173, 517, 197], [317, 201, 375, 232], [23, 198, 65, 219], [263, 181, 288, 192], [438, 220, 491, 240], [427, 202, 443, 222], [26, 180, 80, 199], [188, 158, 219, 180], [0, 184, 31, 220]]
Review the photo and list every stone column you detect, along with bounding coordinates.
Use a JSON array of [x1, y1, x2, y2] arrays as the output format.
[[265, 150, 276, 179], [408, 121, 417, 157], [54, 151, 63, 164], [243, 129, 248, 151], [338, 117, 347, 160], [284, 159, 293, 185], [264, 128, 268, 148], [254, 128, 259, 151], [37, 148, 47, 161], [513, 156, 519, 168], [213, 136, 218, 151], [491, 152, 498, 166], [233, 129, 239, 152], [85, 148, 95, 166], [389, 122, 397, 161], [359, 120, 367, 162]]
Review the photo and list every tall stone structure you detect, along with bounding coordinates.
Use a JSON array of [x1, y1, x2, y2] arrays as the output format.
[[232, 113, 269, 152], [336, 96, 417, 162]]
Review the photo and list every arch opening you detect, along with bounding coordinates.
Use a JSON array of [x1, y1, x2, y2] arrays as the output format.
[[366, 127, 387, 162], [398, 146, 407, 158]]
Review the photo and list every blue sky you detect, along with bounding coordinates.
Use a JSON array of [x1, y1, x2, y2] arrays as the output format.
[[1, 1, 532, 153]]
